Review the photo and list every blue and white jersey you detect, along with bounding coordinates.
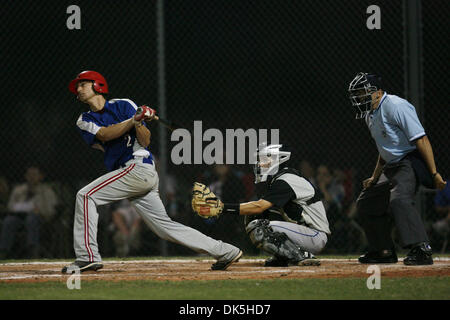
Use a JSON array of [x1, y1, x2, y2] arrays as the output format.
[[76, 99, 153, 171], [365, 93, 425, 164]]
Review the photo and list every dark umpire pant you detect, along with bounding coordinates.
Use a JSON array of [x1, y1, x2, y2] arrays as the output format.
[[357, 154, 430, 251]]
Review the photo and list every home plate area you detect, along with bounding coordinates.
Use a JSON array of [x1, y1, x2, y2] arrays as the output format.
[[0, 258, 449, 283]]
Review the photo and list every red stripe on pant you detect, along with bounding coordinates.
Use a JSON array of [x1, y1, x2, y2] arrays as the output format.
[[83, 164, 136, 262]]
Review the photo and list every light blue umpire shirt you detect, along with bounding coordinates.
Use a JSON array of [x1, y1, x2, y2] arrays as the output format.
[[365, 92, 426, 164]]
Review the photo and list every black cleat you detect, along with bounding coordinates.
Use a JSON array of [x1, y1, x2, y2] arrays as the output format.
[[264, 256, 289, 267], [211, 250, 243, 271], [265, 252, 321, 267], [358, 250, 398, 264], [403, 243, 433, 266], [62, 260, 104, 274]]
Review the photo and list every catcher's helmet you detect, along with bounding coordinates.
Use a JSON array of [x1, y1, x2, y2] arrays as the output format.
[[254, 143, 291, 183], [348, 72, 382, 119], [69, 70, 109, 95]]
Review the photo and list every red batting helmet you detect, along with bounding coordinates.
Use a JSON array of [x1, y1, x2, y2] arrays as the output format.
[[68, 70, 109, 95]]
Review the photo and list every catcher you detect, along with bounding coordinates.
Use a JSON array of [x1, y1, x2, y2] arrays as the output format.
[[192, 144, 330, 267]]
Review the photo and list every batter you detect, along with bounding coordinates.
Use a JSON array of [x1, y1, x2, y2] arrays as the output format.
[[62, 71, 242, 273]]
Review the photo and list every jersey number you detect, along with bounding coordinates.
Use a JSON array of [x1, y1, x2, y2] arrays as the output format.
[[125, 134, 132, 147]]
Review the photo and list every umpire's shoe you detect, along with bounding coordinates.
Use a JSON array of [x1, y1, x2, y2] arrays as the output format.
[[211, 249, 243, 271], [403, 243, 433, 266], [358, 249, 398, 264], [62, 260, 104, 274]]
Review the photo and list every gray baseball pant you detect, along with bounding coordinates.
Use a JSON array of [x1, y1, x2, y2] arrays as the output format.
[[73, 160, 239, 262], [380, 158, 429, 247], [269, 221, 328, 254]]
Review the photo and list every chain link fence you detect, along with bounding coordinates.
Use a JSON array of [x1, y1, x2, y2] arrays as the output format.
[[1, 0, 448, 259]]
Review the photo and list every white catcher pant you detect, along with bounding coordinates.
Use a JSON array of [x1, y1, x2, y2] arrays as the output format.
[[73, 160, 239, 262], [269, 221, 328, 255]]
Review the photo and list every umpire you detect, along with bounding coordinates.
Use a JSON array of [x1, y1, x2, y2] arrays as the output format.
[[348, 72, 447, 265]]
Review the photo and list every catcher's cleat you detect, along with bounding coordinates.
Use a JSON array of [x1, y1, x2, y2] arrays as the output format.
[[267, 252, 320, 267], [358, 250, 398, 264], [62, 260, 104, 274], [264, 256, 289, 267], [211, 250, 243, 271], [297, 257, 321, 266], [296, 252, 321, 266]]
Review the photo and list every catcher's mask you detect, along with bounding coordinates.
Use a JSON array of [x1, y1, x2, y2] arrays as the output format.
[[348, 72, 382, 119], [253, 143, 291, 183]]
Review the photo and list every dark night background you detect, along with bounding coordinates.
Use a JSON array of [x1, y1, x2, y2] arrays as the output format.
[[3, 1, 448, 182], [1, 0, 448, 256]]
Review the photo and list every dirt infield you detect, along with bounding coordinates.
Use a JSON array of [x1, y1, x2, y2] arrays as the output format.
[[0, 258, 449, 283]]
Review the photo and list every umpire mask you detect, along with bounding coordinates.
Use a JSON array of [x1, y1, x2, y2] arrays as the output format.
[[348, 72, 382, 119], [254, 144, 291, 183]]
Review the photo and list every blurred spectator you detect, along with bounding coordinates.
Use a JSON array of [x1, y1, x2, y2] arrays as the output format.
[[0, 166, 58, 259], [316, 164, 345, 211], [432, 180, 450, 236], [332, 169, 348, 202], [238, 166, 256, 202], [163, 173, 178, 219], [341, 168, 356, 207], [0, 176, 10, 215], [209, 164, 246, 203], [299, 159, 316, 186], [108, 200, 142, 257], [315, 164, 347, 253], [152, 155, 178, 218], [194, 164, 248, 249]]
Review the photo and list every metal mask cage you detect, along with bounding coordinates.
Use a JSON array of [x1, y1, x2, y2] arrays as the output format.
[[348, 73, 379, 119]]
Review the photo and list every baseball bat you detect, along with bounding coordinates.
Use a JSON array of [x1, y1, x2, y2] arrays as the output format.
[[145, 115, 180, 132], [138, 106, 186, 132]]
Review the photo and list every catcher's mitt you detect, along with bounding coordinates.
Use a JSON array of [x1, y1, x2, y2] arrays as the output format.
[[191, 182, 224, 218]]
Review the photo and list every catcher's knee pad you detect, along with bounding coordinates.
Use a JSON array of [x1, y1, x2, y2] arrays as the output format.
[[246, 219, 304, 262]]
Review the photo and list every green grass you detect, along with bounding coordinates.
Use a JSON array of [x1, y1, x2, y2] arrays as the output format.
[[1, 277, 449, 300]]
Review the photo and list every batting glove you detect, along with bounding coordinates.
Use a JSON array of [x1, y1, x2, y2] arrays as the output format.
[[134, 105, 156, 122]]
